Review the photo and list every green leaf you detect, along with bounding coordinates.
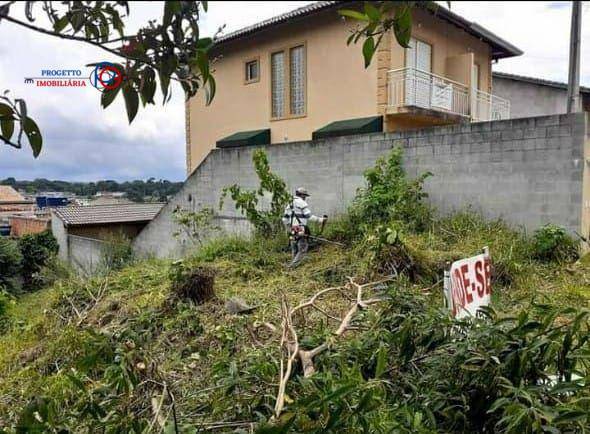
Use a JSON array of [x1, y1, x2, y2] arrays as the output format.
[[163, 1, 181, 27], [393, 5, 413, 48], [364, 2, 381, 21], [196, 50, 210, 85], [1, 117, 14, 141], [362, 36, 375, 68], [122, 84, 139, 123], [70, 11, 85, 32], [53, 15, 69, 33], [201, 0, 208, 12], [375, 345, 388, 378], [338, 9, 369, 21], [0, 102, 12, 117], [553, 410, 588, 424], [23, 117, 42, 158], [101, 85, 121, 109], [205, 74, 216, 106], [139, 69, 156, 105]]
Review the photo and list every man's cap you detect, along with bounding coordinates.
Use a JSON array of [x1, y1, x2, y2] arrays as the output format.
[[295, 187, 309, 197]]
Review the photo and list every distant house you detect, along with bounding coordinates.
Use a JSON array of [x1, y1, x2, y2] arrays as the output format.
[[9, 215, 51, 237], [186, 1, 522, 172], [493, 72, 590, 119], [0, 186, 35, 217], [51, 203, 163, 273]]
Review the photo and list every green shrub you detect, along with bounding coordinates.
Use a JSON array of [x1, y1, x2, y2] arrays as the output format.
[[100, 234, 134, 272], [270, 288, 590, 433], [18, 231, 59, 291], [220, 149, 291, 235], [0, 237, 22, 293], [349, 147, 432, 237], [532, 224, 578, 262], [0, 289, 14, 331]]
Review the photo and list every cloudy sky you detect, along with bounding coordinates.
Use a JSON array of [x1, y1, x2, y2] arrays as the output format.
[[0, 1, 588, 182]]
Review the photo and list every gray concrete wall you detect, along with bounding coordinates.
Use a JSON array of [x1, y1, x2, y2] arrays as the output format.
[[134, 113, 589, 259], [51, 212, 69, 262], [492, 76, 581, 119], [67, 234, 105, 276]]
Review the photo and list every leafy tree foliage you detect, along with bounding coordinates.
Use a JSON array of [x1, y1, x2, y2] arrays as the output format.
[[1, 177, 183, 201], [0, 238, 22, 293], [340, 2, 448, 67], [18, 230, 59, 291], [0, 1, 216, 156], [220, 150, 291, 235]]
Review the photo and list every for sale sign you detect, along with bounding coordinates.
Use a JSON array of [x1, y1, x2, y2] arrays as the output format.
[[447, 249, 492, 318]]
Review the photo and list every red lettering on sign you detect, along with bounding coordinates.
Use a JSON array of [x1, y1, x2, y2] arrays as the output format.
[[484, 257, 492, 295], [474, 260, 485, 297], [460, 264, 473, 303]]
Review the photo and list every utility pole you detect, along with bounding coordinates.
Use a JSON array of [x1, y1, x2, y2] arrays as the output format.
[[567, 0, 582, 113]]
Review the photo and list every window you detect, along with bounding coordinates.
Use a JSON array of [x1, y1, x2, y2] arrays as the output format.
[[290, 45, 305, 115], [245, 59, 259, 83], [271, 44, 306, 119], [271, 51, 285, 118], [405, 37, 432, 72]]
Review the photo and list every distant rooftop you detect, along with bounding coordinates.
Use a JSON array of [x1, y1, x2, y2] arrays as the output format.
[[0, 186, 28, 203], [53, 203, 164, 226], [214, 1, 522, 59], [493, 71, 590, 94]]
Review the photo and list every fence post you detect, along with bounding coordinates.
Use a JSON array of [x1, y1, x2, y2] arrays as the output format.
[[443, 260, 451, 310]]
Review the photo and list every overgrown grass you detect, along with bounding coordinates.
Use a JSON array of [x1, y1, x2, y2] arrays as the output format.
[[0, 148, 587, 432]]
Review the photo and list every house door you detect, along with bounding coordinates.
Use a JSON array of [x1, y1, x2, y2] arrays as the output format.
[[405, 38, 432, 108]]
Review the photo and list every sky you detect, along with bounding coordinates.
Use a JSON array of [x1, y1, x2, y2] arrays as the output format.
[[0, 1, 588, 182]]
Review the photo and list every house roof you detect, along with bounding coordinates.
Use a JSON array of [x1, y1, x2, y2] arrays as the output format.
[[214, 1, 522, 59], [493, 71, 590, 94], [0, 186, 28, 203], [53, 203, 164, 227]]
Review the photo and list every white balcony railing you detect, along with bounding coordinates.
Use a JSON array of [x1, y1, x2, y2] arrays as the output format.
[[472, 89, 511, 122], [387, 67, 470, 118], [387, 67, 510, 121]]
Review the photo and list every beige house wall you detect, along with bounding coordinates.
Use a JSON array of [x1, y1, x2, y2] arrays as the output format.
[[188, 7, 494, 174]]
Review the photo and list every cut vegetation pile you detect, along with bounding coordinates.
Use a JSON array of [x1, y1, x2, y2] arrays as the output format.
[[0, 149, 589, 433]]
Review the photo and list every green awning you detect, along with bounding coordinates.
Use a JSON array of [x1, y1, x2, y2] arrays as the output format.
[[312, 116, 383, 140], [216, 129, 270, 148]]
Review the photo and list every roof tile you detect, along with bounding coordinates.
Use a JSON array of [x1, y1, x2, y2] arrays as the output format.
[[53, 203, 164, 226]]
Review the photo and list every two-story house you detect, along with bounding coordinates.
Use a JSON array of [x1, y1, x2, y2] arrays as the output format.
[[186, 1, 522, 173]]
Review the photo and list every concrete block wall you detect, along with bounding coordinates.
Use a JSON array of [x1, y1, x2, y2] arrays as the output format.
[[134, 113, 589, 259], [67, 235, 105, 275]]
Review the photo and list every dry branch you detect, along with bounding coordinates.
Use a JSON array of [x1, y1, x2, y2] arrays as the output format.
[[272, 276, 394, 419]]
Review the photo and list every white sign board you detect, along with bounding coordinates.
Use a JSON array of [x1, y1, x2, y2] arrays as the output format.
[[447, 250, 492, 318]]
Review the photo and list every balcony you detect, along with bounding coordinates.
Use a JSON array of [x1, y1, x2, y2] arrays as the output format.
[[386, 67, 510, 124]]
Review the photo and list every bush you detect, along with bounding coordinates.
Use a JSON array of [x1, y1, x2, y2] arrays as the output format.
[[100, 234, 134, 272], [220, 149, 291, 235], [0, 289, 14, 331], [532, 224, 578, 262], [0, 238, 22, 293], [271, 288, 590, 433], [18, 231, 59, 291]]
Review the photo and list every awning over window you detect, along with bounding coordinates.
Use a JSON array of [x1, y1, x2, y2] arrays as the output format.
[[216, 129, 270, 148], [312, 116, 383, 140]]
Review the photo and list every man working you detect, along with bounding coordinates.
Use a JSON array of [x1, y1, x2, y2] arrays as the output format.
[[282, 187, 327, 268]]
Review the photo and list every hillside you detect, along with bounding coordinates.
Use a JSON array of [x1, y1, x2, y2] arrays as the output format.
[[0, 149, 589, 432], [1, 213, 589, 432]]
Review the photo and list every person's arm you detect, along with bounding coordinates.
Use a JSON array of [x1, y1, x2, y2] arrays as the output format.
[[301, 205, 324, 223]]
